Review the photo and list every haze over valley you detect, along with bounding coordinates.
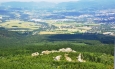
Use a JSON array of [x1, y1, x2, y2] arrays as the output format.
[[0, 0, 114, 69], [0, 0, 115, 35]]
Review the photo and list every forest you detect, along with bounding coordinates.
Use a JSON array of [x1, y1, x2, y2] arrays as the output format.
[[0, 30, 114, 69]]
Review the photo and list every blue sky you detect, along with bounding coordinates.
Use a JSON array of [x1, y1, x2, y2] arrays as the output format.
[[0, 0, 79, 3]]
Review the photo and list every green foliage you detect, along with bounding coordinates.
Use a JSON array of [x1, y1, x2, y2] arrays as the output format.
[[0, 31, 114, 69], [0, 52, 113, 69]]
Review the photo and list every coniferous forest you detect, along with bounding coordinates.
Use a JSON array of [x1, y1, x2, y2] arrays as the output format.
[[0, 30, 114, 69]]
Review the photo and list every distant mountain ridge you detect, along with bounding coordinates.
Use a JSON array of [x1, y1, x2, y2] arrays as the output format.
[[0, 0, 115, 10], [56, 0, 115, 10], [0, 1, 56, 9]]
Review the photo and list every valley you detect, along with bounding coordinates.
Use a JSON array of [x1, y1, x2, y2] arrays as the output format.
[[0, 0, 114, 69]]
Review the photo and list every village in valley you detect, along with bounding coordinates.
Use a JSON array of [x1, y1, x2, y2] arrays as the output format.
[[0, 1, 115, 36], [0, 1, 114, 69]]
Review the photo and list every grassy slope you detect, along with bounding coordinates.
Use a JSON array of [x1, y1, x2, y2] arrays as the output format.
[[0, 30, 114, 69]]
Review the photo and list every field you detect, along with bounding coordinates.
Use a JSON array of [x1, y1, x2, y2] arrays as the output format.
[[39, 20, 99, 34], [0, 20, 40, 31], [0, 20, 100, 34]]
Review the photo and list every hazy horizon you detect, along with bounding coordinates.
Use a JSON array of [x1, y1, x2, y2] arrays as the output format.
[[0, 0, 80, 3]]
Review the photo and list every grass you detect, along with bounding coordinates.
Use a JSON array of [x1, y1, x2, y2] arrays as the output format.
[[0, 20, 40, 31], [45, 20, 94, 34], [0, 19, 102, 34]]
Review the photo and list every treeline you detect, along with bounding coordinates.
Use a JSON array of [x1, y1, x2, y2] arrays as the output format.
[[0, 30, 114, 69], [0, 41, 113, 56], [0, 30, 114, 55], [48, 33, 115, 44]]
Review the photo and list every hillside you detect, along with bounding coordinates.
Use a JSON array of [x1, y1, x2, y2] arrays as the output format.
[[0, 0, 114, 68], [0, 30, 114, 69]]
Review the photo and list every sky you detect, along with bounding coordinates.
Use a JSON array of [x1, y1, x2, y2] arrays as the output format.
[[0, 0, 79, 3]]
